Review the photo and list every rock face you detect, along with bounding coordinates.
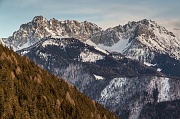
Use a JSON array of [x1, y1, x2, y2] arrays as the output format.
[[5, 16, 101, 51]]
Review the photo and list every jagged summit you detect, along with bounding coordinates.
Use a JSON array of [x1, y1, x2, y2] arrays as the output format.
[[5, 16, 102, 51], [4, 16, 178, 54], [91, 19, 180, 60], [32, 15, 47, 22]]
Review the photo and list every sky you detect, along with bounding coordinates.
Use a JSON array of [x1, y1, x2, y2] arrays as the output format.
[[0, 0, 180, 38]]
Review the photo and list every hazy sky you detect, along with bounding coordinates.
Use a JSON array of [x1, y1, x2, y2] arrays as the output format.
[[0, 0, 180, 37]]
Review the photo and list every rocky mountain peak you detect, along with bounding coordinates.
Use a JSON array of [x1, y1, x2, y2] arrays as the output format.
[[32, 15, 48, 23], [113, 25, 124, 32], [91, 19, 179, 55], [90, 19, 160, 47], [86, 19, 180, 78], [5, 16, 102, 51], [134, 19, 175, 37], [139, 19, 152, 25]]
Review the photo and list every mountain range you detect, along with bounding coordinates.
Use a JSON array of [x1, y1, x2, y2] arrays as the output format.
[[1, 16, 180, 119]]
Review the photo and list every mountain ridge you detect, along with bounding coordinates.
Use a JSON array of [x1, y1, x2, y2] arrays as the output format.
[[4, 16, 101, 51], [4, 16, 179, 54]]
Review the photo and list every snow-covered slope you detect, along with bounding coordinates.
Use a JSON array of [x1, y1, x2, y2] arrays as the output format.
[[85, 39, 109, 55], [5, 16, 101, 51]]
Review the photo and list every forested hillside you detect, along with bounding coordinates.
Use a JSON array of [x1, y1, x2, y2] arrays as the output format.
[[0, 44, 118, 119]]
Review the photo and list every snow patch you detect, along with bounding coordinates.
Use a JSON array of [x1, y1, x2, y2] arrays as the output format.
[[51, 35, 69, 38], [93, 74, 104, 80], [21, 50, 30, 55], [144, 62, 156, 67], [157, 68, 162, 72], [97, 37, 132, 53], [85, 39, 97, 46], [94, 46, 109, 55], [42, 40, 59, 47], [85, 40, 109, 55]]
